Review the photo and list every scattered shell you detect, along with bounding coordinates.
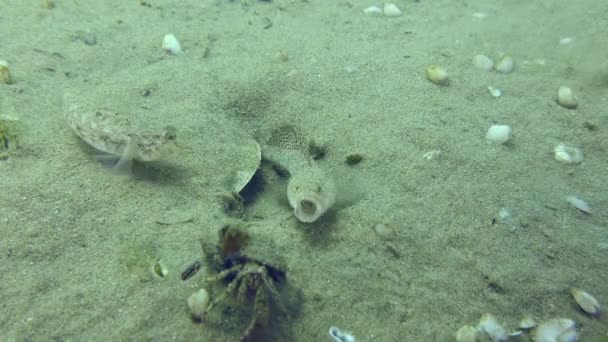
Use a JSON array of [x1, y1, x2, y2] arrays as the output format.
[[478, 313, 508, 342], [329, 326, 356, 342], [472, 12, 488, 19], [557, 86, 578, 109], [188, 288, 210, 319], [565, 196, 591, 214], [363, 5, 383, 15], [162, 33, 182, 54], [0, 60, 13, 84], [495, 55, 515, 74], [559, 37, 575, 45], [474, 54, 494, 71], [554, 143, 583, 163], [485, 124, 512, 144], [571, 288, 601, 315], [373, 223, 396, 240], [426, 65, 449, 86], [455, 325, 477, 342], [152, 259, 168, 278], [519, 316, 537, 330], [383, 3, 402, 17], [423, 149, 441, 160], [487, 86, 502, 97], [532, 318, 577, 342]]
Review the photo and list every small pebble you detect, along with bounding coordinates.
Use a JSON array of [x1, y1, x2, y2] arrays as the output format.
[[557, 86, 578, 109]]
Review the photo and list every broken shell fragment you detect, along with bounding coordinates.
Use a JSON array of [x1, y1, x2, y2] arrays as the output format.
[[571, 288, 601, 315], [554, 143, 583, 163], [162, 33, 182, 54]]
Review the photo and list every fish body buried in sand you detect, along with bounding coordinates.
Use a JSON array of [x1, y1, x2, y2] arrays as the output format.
[[262, 125, 336, 223], [63, 92, 177, 173]]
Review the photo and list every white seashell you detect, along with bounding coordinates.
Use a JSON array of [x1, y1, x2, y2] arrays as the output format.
[[329, 326, 355, 342], [383, 3, 402, 17], [495, 55, 515, 74], [485, 124, 512, 144], [426, 65, 449, 86], [554, 143, 583, 163], [423, 149, 441, 160], [372, 223, 396, 240], [478, 313, 508, 342], [363, 5, 383, 15], [455, 325, 477, 342], [472, 12, 488, 19], [162, 33, 182, 54], [474, 54, 495, 71], [565, 196, 591, 214], [559, 37, 575, 45], [0, 60, 13, 84], [557, 86, 578, 109], [487, 86, 502, 97], [532, 318, 577, 342], [188, 288, 210, 319], [519, 316, 537, 330], [571, 288, 601, 315]]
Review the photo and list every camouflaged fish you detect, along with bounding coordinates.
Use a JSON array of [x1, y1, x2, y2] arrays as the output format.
[[63, 92, 176, 172]]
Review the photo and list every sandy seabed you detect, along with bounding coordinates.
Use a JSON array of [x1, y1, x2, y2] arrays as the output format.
[[1, 0, 607, 341]]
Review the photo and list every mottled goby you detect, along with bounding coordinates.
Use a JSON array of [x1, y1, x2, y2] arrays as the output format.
[[63, 92, 177, 173]]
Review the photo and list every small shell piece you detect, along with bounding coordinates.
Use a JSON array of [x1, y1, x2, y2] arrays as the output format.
[[426, 65, 449, 86], [372, 223, 396, 240], [0, 60, 13, 84], [557, 86, 578, 109], [383, 3, 402, 17], [478, 313, 508, 342], [519, 316, 537, 330], [571, 288, 601, 315], [554, 143, 583, 164], [474, 54, 495, 71], [363, 5, 383, 15], [565, 196, 591, 214], [162, 33, 182, 54], [188, 288, 210, 319], [495, 55, 514, 74], [485, 124, 512, 144], [455, 325, 477, 342]]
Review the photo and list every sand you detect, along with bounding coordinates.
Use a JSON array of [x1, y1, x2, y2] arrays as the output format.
[[1, 0, 607, 341]]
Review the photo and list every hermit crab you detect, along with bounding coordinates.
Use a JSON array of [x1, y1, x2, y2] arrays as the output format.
[[200, 222, 293, 341]]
